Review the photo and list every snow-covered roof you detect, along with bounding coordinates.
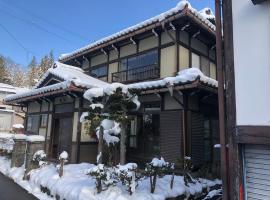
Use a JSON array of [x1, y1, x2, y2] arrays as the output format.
[[128, 68, 217, 90], [35, 62, 108, 89], [4, 62, 109, 103], [59, 0, 215, 61], [0, 83, 28, 94]]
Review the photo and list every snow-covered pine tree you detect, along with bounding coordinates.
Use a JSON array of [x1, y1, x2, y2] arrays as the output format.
[[82, 83, 140, 165]]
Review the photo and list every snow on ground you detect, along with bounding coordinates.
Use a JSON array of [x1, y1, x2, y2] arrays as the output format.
[[0, 156, 221, 200], [0, 156, 53, 200]]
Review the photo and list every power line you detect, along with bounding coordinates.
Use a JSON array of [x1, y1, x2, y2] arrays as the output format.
[[0, 0, 88, 42], [0, 7, 76, 44], [0, 23, 35, 63]]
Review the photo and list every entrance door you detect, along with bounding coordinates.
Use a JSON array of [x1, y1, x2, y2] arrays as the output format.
[[52, 116, 73, 159]]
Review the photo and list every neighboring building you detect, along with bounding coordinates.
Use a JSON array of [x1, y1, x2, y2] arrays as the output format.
[[222, 0, 270, 199], [4, 1, 219, 176], [0, 83, 26, 133]]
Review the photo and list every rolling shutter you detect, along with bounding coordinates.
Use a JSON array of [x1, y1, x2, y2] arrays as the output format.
[[160, 110, 183, 163], [244, 145, 270, 199], [190, 112, 204, 166]]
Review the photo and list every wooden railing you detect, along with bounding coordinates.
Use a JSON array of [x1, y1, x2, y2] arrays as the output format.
[[112, 64, 159, 83]]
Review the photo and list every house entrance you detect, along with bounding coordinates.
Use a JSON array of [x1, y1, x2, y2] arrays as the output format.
[[51, 115, 73, 159]]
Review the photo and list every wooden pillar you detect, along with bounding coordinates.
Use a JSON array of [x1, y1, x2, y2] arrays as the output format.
[[76, 98, 83, 163]]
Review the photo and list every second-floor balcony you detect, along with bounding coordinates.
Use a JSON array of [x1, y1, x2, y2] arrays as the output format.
[[112, 64, 159, 83]]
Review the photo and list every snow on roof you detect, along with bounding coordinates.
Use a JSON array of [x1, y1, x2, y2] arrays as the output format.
[[199, 8, 215, 20], [128, 68, 218, 90], [4, 62, 109, 103], [34, 61, 108, 89], [59, 0, 215, 61], [4, 81, 71, 102], [0, 83, 28, 94]]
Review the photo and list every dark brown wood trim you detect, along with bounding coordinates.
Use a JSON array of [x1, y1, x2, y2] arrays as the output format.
[[236, 126, 270, 143], [76, 98, 83, 163], [216, 0, 229, 199], [222, 0, 237, 199]]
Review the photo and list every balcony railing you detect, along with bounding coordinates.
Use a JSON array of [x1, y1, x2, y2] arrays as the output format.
[[112, 64, 159, 83]]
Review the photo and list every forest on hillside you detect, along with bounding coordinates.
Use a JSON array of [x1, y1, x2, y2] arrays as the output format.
[[0, 51, 54, 88]]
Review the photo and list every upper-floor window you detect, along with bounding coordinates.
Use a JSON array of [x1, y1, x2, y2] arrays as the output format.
[[89, 65, 108, 79], [120, 50, 158, 71], [112, 50, 159, 83]]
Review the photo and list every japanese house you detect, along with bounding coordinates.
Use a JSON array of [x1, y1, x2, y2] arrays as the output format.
[[222, 0, 270, 199], [4, 1, 220, 175], [0, 83, 26, 133]]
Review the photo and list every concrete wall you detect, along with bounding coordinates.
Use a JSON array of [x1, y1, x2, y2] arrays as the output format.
[[232, 0, 270, 125]]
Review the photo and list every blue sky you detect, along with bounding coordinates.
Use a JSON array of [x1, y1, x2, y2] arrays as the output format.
[[0, 0, 214, 68]]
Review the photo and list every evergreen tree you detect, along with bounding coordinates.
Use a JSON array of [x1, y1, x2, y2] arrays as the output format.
[[0, 56, 11, 84], [27, 56, 39, 87], [38, 50, 54, 79]]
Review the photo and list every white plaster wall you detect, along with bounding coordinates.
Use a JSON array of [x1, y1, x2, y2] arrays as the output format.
[[232, 0, 270, 125]]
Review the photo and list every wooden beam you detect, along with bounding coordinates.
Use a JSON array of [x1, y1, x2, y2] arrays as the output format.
[[215, 0, 229, 199]]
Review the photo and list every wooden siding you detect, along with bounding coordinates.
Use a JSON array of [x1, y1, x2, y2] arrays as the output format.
[[160, 110, 183, 163], [190, 112, 204, 166]]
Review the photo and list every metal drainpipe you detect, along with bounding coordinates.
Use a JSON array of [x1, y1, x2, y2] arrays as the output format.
[[215, 0, 229, 199]]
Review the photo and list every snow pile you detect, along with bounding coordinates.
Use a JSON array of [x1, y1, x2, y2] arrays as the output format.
[[0, 133, 14, 153], [13, 134, 27, 140], [80, 112, 89, 123], [129, 68, 218, 90], [59, 151, 69, 160], [33, 150, 47, 167], [0, 155, 221, 200], [59, 0, 215, 61], [0, 156, 53, 200], [199, 8, 215, 20], [97, 119, 121, 145], [151, 157, 168, 167], [12, 124, 24, 129], [83, 87, 104, 101], [26, 135, 45, 142]]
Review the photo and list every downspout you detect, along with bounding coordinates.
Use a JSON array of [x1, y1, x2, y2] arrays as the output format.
[[215, 0, 229, 199]]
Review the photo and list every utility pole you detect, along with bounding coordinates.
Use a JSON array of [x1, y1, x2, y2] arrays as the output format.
[[215, 0, 229, 199]]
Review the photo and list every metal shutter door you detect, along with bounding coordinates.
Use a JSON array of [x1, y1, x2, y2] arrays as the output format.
[[160, 110, 182, 163], [191, 112, 204, 166], [244, 145, 270, 199]]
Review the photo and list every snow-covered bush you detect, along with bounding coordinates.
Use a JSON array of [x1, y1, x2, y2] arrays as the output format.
[[183, 156, 196, 186], [58, 151, 68, 177], [0, 134, 14, 156], [145, 157, 174, 193], [32, 150, 47, 167], [88, 164, 116, 193], [115, 163, 138, 195]]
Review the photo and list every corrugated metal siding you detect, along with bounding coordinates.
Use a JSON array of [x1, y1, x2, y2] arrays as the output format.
[[160, 110, 182, 163], [245, 145, 270, 199], [191, 112, 204, 166]]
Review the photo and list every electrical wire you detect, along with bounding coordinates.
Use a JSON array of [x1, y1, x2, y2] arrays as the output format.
[[0, 7, 75, 44], [0, 0, 88, 42]]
